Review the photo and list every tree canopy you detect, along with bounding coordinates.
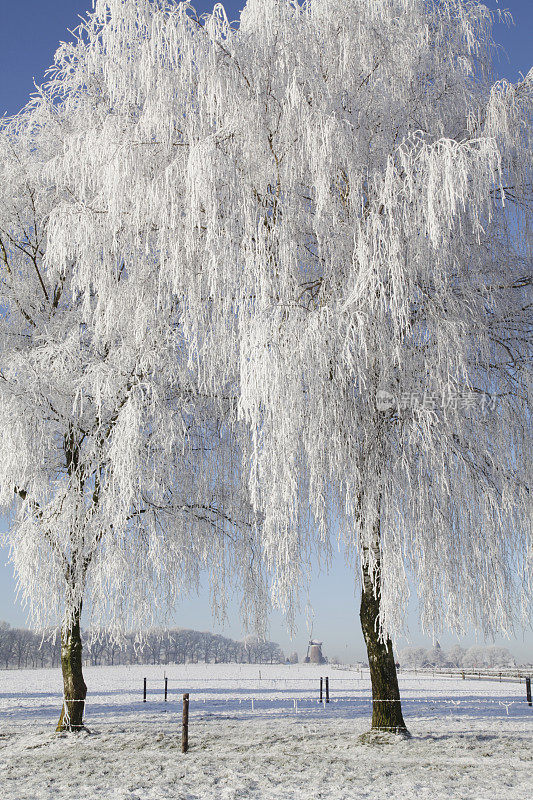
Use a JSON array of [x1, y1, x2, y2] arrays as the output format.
[[0, 94, 266, 640], [29, 0, 531, 637], [0, 2, 531, 732]]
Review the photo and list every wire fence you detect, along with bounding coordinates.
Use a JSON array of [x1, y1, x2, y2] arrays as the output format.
[[2, 672, 532, 732], [132, 672, 533, 718], [54, 692, 532, 725], [396, 668, 529, 684], [46, 692, 533, 744]]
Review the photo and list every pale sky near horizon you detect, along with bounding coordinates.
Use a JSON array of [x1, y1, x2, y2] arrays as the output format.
[[0, 1, 531, 664]]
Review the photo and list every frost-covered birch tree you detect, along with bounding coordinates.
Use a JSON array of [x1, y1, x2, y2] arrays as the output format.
[[208, 0, 531, 735], [217, 0, 532, 734], [0, 111, 265, 731], [16, 0, 532, 736]]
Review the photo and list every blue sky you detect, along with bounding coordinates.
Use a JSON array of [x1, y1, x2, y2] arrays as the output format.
[[0, 1, 532, 662]]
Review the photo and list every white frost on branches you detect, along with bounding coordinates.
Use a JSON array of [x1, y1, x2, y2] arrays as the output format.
[[0, 110, 266, 636], [4, 0, 531, 639]]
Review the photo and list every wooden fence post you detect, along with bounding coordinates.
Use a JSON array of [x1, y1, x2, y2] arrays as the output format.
[[320, 677, 323, 702], [164, 677, 168, 702], [325, 676, 329, 703], [143, 677, 147, 702], [526, 676, 532, 707], [182, 693, 189, 753]]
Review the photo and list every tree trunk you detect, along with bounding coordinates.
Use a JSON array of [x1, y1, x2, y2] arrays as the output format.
[[360, 519, 408, 735], [56, 606, 87, 732]]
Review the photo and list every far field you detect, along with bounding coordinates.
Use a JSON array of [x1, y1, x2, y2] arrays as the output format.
[[1, 664, 531, 800]]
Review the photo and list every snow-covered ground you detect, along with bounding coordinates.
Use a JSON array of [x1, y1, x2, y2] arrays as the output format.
[[1, 663, 531, 799]]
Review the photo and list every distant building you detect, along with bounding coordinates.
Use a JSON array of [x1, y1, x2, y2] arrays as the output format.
[[304, 640, 327, 664]]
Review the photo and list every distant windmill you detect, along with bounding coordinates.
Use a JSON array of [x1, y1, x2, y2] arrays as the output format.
[[304, 624, 327, 664], [308, 640, 326, 664]]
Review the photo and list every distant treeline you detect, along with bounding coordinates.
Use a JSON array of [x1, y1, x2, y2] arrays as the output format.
[[398, 642, 519, 669], [0, 622, 285, 669]]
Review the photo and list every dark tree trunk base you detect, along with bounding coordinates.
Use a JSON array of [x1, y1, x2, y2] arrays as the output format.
[[359, 728, 411, 744], [55, 708, 90, 734], [360, 533, 409, 736], [56, 607, 87, 733]]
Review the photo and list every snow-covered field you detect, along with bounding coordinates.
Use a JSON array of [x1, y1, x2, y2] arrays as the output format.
[[1, 663, 531, 799]]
